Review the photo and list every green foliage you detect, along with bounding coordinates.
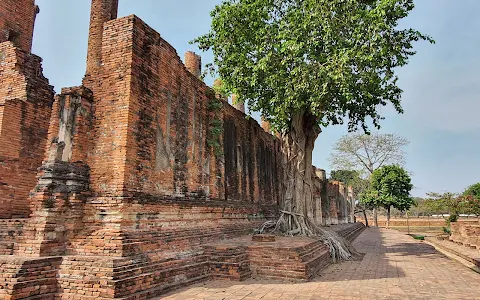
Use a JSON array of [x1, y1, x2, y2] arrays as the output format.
[[459, 194, 480, 216], [194, 0, 434, 133], [426, 192, 463, 216], [442, 226, 451, 234], [446, 214, 458, 224], [331, 169, 370, 201], [330, 170, 359, 185], [361, 165, 414, 211], [464, 182, 480, 199], [206, 91, 224, 157], [408, 197, 427, 216], [410, 234, 425, 240]]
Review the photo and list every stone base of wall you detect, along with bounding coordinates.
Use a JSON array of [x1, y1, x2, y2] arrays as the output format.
[[0, 256, 61, 299], [0, 216, 363, 299], [205, 223, 365, 282]]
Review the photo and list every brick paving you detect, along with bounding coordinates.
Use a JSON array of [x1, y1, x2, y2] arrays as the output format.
[[161, 228, 480, 300]]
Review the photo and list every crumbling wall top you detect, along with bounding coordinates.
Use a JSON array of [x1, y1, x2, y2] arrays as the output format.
[[0, 0, 38, 53]]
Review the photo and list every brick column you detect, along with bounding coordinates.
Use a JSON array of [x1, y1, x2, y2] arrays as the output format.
[[261, 117, 271, 133], [185, 51, 201, 78], [85, 0, 118, 76], [232, 94, 245, 113]]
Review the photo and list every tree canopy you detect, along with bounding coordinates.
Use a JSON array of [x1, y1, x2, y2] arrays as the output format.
[[195, 0, 434, 133], [361, 165, 413, 226], [329, 132, 409, 174], [330, 170, 360, 185], [194, 0, 431, 250], [464, 182, 480, 199], [425, 191, 480, 218]]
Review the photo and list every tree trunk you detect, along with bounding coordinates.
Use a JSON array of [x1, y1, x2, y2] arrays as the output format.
[[362, 208, 369, 227], [373, 207, 378, 227], [386, 206, 391, 229], [280, 112, 320, 234], [257, 112, 358, 262]]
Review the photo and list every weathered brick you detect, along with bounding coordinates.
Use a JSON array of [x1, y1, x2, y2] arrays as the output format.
[[0, 1, 358, 299]]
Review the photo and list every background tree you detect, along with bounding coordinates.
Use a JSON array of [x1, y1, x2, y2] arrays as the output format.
[[330, 170, 371, 226], [464, 183, 480, 199], [423, 197, 448, 217], [329, 132, 409, 226], [195, 0, 432, 236], [424, 190, 479, 224], [462, 183, 480, 220], [361, 165, 414, 228], [330, 170, 359, 185]]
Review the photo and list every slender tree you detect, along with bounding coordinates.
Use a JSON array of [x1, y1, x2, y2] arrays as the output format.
[[329, 132, 409, 226], [361, 165, 414, 228], [195, 0, 432, 236]]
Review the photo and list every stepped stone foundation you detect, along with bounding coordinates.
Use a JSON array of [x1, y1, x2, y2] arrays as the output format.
[[0, 0, 358, 299], [205, 223, 365, 282]]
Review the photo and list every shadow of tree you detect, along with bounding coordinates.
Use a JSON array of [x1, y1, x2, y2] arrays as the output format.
[[316, 227, 410, 282]]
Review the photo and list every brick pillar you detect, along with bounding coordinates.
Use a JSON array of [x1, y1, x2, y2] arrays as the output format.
[[185, 51, 201, 78], [14, 87, 94, 257], [213, 78, 227, 101], [328, 181, 339, 225], [348, 185, 354, 223], [315, 168, 326, 181], [0, 0, 39, 53], [261, 117, 271, 133], [232, 94, 245, 113], [85, 0, 118, 77]]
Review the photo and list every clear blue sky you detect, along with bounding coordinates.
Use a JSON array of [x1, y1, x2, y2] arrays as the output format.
[[32, 0, 480, 197]]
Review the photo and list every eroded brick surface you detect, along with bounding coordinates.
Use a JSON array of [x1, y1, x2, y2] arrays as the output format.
[[0, 1, 359, 299], [450, 222, 480, 250], [0, 41, 54, 218]]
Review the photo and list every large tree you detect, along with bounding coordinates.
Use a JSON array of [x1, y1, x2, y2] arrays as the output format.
[[361, 165, 414, 228], [329, 132, 409, 226], [195, 0, 432, 236], [329, 133, 409, 174]]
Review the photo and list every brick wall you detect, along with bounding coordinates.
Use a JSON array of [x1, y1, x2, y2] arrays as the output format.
[[0, 42, 54, 218], [0, 0, 38, 53], [0, 2, 359, 298], [83, 15, 282, 210]]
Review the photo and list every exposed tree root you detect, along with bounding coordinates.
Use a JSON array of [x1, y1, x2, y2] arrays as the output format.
[[255, 211, 360, 263]]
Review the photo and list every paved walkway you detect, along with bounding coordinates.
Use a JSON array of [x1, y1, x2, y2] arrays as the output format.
[[161, 228, 480, 299]]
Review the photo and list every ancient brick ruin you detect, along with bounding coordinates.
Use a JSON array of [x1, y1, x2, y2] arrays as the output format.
[[0, 1, 359, 299], [449, 222, 480, 250]]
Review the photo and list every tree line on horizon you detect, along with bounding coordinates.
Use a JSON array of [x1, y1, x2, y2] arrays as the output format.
[[328, 133, 480, 227]]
